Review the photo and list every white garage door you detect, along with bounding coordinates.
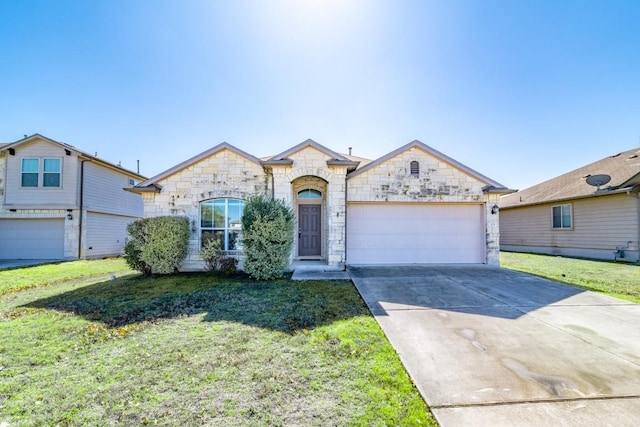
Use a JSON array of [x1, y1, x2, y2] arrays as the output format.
[[0, 219, 65, 259], [347, 204, 484, 264]]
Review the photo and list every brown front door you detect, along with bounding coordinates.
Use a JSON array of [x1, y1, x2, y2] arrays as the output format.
[[298, 204, 321, 256]]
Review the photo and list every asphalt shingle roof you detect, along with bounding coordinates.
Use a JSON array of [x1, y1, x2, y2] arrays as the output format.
[[500, 147, 640, 208]]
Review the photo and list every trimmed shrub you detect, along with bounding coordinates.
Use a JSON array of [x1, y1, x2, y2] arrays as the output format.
[[124, 218, 151, 276], [199, 237, 222, 272], [219, 256, 239, 276], [124, 216, 190, 275], [241, 195, 294, 280], [142, 216, 190, 274]]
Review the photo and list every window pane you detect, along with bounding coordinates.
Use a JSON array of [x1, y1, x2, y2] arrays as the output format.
[[43, 159, 60, 172], [200, 201, 213, 228], [228, 230, 241, 250], [43, 173, 60, 187], [213, 200, 226, 228], [228, 199, 243, 229], [22, 173, 38, 187], [21, 158, 39, 173], [552, 206, 561, 228], [562, 205, 571, 228], [201, 230, 224, 248], [298, 189, 322, 199]]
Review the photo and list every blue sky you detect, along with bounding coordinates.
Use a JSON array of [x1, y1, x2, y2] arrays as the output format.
[[1, 0, 639, 189]]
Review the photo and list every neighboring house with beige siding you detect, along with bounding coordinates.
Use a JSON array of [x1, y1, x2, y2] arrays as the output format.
[[500, 147, 640, 263], [0, 134, 146, 260], [128, 139, 513, 270]]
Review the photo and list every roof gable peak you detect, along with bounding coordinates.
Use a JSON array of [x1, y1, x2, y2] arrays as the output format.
[[136, 141, 261, 187], [268, 139, 351, 162], [348, 139, 507, 189]]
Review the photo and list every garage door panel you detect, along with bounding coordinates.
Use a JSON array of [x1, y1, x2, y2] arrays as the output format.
[[347, 204, 484, 264], [0, 219, 65, 259]]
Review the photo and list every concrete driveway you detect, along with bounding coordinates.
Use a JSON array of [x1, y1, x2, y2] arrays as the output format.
[[348, 265, 640, 427]]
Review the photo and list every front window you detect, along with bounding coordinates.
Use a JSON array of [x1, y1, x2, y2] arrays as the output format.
[[200, 198, 244, 250], [43, 159, 61, 187], [21, 158, 61, 188], [21, 158, 39, 187], [552, 204, 572, 229]]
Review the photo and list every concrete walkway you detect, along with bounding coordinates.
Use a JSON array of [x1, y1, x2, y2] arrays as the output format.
[[290, 261, 350, 280], [348, 265, 640, 427]]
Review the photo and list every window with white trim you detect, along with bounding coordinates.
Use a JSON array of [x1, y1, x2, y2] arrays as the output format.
[[21, 158, 39, 187], [43, 159, 61, 187], [552, 204, 572, 229], [200, 198, 244, 250], [21, 158, 61, 187]]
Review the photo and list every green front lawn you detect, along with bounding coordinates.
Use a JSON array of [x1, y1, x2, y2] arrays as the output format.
[[501, 252, 640, 304], [0, 259, 434, 426]]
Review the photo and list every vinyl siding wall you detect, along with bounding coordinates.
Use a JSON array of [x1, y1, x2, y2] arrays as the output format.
[[83, 162, 143, 217], [500, 193, 640, 262], [84, 212, 136, 258], [4, 140, 78, 207]]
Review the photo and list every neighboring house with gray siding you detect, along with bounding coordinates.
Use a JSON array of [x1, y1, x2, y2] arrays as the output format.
[[127, 139, 513, 270], [0, 134, 146, 260], [500, 147, 640, 263]]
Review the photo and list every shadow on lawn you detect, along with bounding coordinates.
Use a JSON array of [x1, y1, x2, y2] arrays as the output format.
[[24, 273, 367, 333]]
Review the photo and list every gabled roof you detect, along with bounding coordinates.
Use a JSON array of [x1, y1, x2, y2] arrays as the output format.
[[501, 147, 640, 208], [0, 133, 146, 180], [262, 139, 360, 171], [347, 140, 511, 192], [131, 142, 262, 192], [266, 139, 350, 162]]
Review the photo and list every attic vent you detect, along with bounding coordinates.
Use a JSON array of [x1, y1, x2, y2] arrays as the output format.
[[611, 153, 621, 158], [628, 154, 638, 159], [410, 161, 419, 177]]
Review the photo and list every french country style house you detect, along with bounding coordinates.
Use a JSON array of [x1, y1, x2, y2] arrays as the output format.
[[0, 134, 146, 260], [127, 139, 512, 270]]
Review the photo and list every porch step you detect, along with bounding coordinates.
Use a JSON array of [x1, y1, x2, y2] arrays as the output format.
[[290, 261, 351, 281]]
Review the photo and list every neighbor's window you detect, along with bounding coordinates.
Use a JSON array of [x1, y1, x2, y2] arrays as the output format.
[[552, 204, 572, 229], [200, 198, 244, 250], [21, 158, 39, 187], [21, 158, 61, 188], [410, 161, 419, 177], [43, 159, 61, 187]]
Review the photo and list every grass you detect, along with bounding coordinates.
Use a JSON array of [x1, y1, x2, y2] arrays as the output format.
[[500, 252, 640, 303], [0, 258, 434, 426], [0, 258, 133, 296]]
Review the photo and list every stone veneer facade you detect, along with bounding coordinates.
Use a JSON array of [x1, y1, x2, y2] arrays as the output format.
[[134, 140, 509, 270], [347, 145, 502, 265]]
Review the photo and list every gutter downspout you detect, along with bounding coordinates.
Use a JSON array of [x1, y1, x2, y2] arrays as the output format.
[[78, 160, 86, 259], [343, 173, 348, 269]]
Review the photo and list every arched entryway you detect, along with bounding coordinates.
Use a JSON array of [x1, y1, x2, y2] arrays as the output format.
[[292, 176, 327, 260]]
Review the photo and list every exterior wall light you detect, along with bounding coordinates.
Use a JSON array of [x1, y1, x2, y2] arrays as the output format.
[[491, 204, 499, 215], [67, 209, 73, 220]]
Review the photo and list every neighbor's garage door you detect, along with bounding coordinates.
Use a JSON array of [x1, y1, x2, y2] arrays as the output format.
[[0, 219, 65, 259], [347, 204, 484, 264]]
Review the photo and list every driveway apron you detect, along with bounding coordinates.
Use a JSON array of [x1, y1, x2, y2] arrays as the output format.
[[348, 265, 640, 427]]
